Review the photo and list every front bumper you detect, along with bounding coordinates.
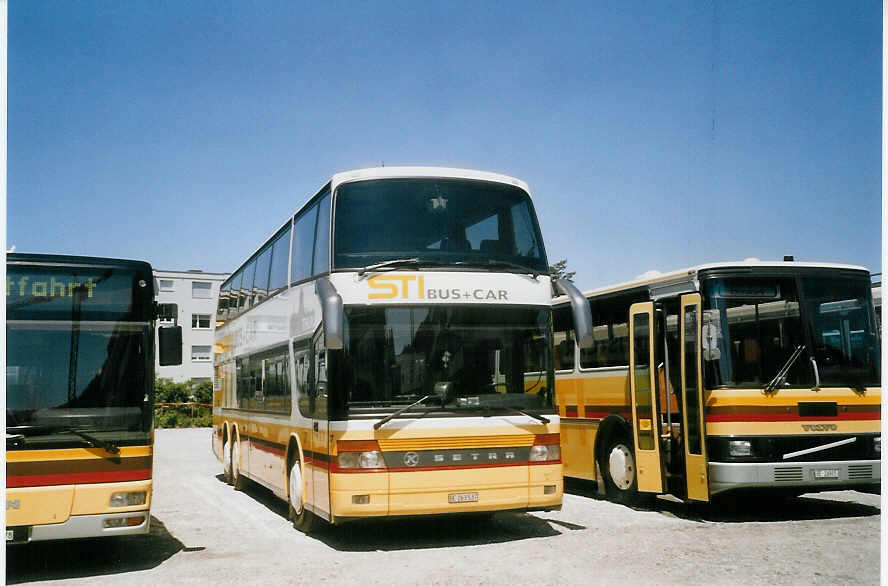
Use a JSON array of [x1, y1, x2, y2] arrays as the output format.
[[709, 459, 880, 495], [8, 511, 151, 544]]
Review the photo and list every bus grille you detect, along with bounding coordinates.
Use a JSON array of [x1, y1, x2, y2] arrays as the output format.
[[774, 467, 804, 482], [848, 465, 874, 480]]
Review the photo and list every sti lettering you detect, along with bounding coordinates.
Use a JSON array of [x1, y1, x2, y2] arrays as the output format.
[[368, 275, 508, 301], [7, 277, 97, 298]]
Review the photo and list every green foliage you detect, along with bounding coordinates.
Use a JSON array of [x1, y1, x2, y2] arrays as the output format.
[[153, 377, 214, 428], [549, 259, 575, 282]]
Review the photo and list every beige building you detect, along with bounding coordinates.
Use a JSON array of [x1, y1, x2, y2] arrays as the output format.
[[153, 269, 228, 383]]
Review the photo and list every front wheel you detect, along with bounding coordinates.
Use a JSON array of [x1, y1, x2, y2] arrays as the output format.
[[222, 436, 233, 485], [288, 459, 314, 533], [600, 436, 641, 505]]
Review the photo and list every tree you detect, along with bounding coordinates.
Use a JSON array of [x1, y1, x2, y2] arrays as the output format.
[[549, 259, 575, 282]]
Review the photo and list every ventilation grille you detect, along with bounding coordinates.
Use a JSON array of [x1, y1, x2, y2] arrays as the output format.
[[774, 467, 804, 482], [848, 465, 873, 480]]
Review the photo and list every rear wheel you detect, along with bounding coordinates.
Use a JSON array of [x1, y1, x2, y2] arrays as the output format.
[[288, 459, 314, 533], [222, 435, 233, 485]]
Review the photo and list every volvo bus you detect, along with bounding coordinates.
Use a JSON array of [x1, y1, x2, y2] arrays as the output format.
[[553, 260, 880, 503], [212, 167, 592, 530], [6, 253, 182, 543]]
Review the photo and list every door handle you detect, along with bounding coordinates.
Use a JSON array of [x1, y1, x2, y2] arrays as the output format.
[[313, 421, 319, 431]]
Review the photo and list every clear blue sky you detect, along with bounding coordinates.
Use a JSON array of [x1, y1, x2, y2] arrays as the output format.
[[8, 2, 881, 290]]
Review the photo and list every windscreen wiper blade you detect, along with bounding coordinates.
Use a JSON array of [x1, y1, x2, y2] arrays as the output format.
[[68, 429, 120, 454], [475, 404, 550, 424], [373, 395, 435, 430], [454, 260, 540, 279], [764, 344, 806, 394], [358, 258, 445, 277]]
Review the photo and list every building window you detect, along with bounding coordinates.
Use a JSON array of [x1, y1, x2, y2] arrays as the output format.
[[159, 279, 174, 292], [192, 314, 212, 329], [192, 281, 212, 299], [158, 303, 178, 324], [192, 345, 212, 362]]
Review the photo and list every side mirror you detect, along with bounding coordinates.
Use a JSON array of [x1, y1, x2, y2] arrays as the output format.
[[315, 278, 344, 350], [158, 326, 183, 366], [554, 278, 594, 350]]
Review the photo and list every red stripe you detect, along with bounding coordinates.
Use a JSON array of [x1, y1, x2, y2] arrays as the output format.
[[8, 468, 152, 488], [706, 412, 881, 423], [250, 440, 286, 457]]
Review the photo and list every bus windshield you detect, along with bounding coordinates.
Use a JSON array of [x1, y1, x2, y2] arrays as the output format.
[[701, 276, 879, 389], [340, 306, 553, 414], [6, 264, 152, 434], [333, 178, 548, 274]]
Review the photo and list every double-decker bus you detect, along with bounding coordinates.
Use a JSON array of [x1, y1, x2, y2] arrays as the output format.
[[6, 253, 182, 543], [212, 167, 592, 530], [553, 260, 880, 503]]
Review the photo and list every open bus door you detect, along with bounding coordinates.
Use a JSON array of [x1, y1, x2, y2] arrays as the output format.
[[680, 294, 710, 501], [628, 302, 665, 494]]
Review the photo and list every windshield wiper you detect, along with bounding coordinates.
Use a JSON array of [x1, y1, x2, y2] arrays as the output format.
[[6, 424, 120, 454], [358, 258, 444, 278], [473, 404, 550, 424], [454, 260, 540, 279], [373, 395, 436, 430], [68, 429, 120, 454], [764, 344, 806, 394]]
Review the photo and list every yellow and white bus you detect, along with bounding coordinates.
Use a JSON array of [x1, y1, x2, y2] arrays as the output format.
[[212, 167, 592, 530], [554, 261, 881, 503], [6, 253, 182, 543]]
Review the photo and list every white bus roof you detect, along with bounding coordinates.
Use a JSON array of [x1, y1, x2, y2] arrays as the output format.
[[330, 167, 530, 193], [557, 260, 871, 302]]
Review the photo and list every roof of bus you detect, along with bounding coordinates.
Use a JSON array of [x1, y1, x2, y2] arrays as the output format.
[[555, 260, 871, 303], [6, 252, 153, 272], [330, 167, 530, 192]]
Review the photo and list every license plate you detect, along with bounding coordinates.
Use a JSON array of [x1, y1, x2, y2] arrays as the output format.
[[448, 492, 479, 503], [5, 530, 12, 542], [814, 468, 840, 479]]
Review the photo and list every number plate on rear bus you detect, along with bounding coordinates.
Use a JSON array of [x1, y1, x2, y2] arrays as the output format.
[[814, 468, 840, 480], [448, 492, 479, 503]]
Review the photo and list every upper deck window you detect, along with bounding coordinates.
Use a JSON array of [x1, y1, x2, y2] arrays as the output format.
[[332, 178, 548, 274]]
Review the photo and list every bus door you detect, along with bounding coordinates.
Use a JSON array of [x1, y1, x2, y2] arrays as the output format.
[[680, 294, 709, 501], [629, 302, 665, 493], [310, 328, 331, 519]]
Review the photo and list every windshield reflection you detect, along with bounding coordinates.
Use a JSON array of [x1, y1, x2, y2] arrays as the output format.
[[341, 306, 553, 413]]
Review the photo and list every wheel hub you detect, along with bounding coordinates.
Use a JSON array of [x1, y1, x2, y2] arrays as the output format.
[[608, 444, 635, 490]]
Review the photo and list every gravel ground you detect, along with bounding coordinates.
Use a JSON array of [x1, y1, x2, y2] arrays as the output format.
[[6, 428, 882, 585]]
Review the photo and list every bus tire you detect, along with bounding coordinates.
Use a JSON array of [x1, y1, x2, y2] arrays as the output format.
[[288, 459, 314, 533], [222, 433, 233, 485], [599, 434, 640, 505], [231, 435, 247, 491]]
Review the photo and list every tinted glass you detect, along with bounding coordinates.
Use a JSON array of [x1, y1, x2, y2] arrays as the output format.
[[632, 312, 654, 450], [291, 203, 318, 284], [268, 225, 291, 294], [333, 178, 547, 273], [683, 305, 702, 455], [341, 306, 553, 414], [252, 246, 272, 306], [313, 191, 331, 275]]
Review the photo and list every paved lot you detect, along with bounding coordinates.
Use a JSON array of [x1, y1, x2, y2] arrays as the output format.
[[6, 428, 882, 585]]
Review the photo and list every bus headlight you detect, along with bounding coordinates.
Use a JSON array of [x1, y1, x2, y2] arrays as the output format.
[[109, 491, 147, 507], [728, 440, 753, 457], [529, 444, 561, 462], [336, 440, 387, 470]]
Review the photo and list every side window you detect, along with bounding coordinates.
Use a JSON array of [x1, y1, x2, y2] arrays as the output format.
[[292, 203, 319, 284], [268, 224, 291, 294], [313, 330, 327, 419], [240, 260, 256, 311], [313, 191, 331, 275], [294, 338, 312, 417], [581, 292, 647, 368], [252, 246, 272, 306], [553, 305, 576, 371], [259, 345, 291, 414], [217, 280, 231, 322]]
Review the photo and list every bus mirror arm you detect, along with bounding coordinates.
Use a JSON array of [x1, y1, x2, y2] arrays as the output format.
[[316, 278, 344, 350], [554, 278, 595, 350]]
